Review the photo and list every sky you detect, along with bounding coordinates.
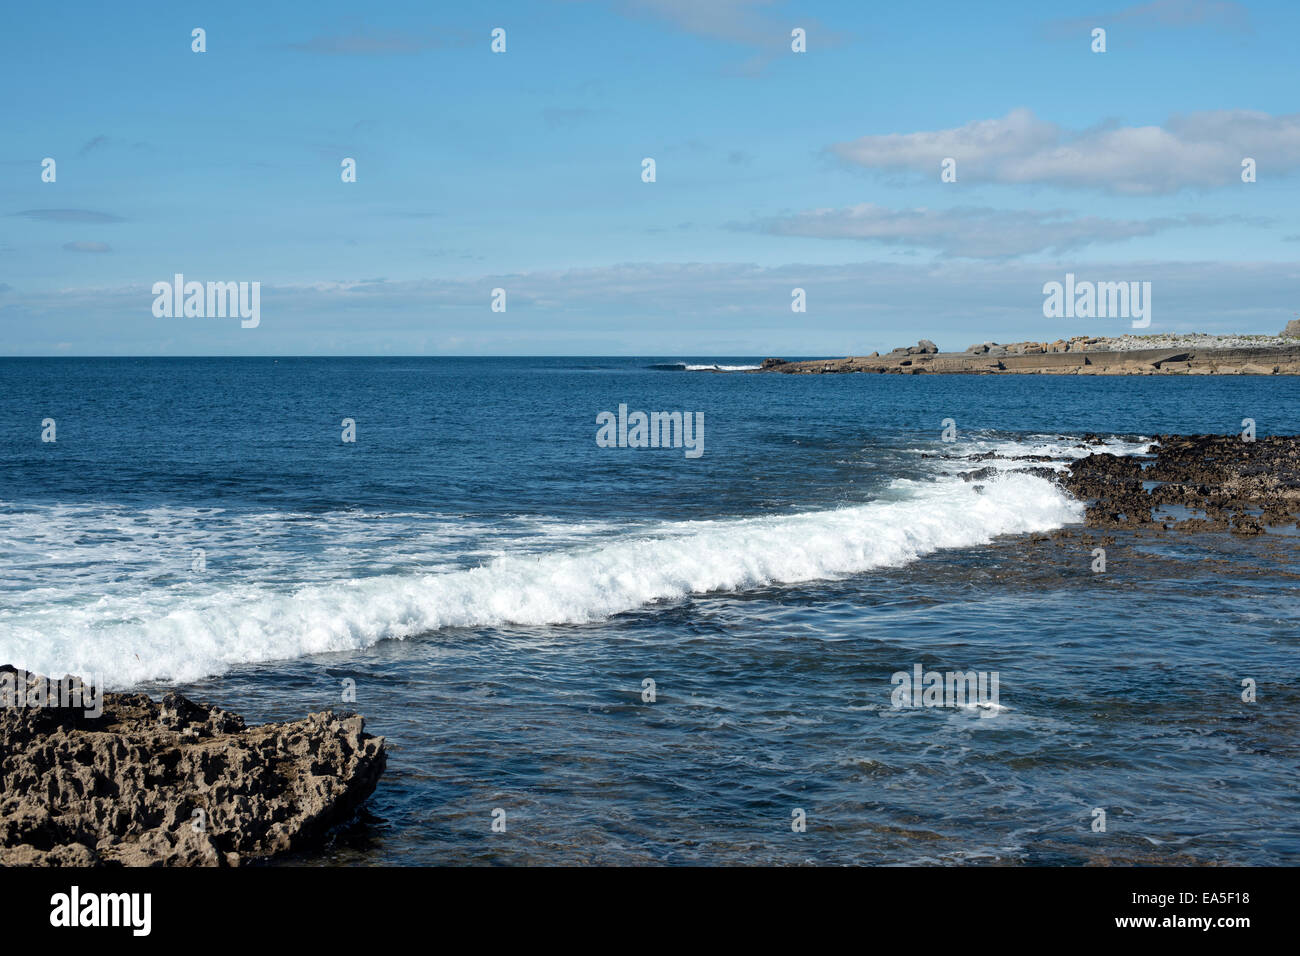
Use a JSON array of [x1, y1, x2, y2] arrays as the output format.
[[1, 0, 1298, 356]]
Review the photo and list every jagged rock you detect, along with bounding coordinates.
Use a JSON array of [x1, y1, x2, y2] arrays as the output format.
[[920, 435, 1299, 532], [1282, 319, 1300, 338], [1058, 436, 1300, 532], [917, 339, 939, 354], [1232, 513, 1264, 535], [0, 669, 385, 867], [759, 357, 788, 370]]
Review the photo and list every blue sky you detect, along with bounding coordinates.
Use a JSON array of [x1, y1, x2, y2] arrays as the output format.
[[2, 0, 1298, 355]]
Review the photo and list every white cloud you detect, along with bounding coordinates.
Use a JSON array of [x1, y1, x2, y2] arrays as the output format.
[[7, 259, 1298, 355], [831, 109, 1300, 194], [742, 203, 1250, 258], [834, 109, 1058, 168]]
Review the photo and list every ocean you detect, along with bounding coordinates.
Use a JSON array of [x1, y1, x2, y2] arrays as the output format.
[[1, 357, 1297, 864]]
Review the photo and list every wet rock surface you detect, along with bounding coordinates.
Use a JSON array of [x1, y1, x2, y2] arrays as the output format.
[[952, 434, 1300, 533], [1063, 435, 1300, 532], [0, 669, 385, 866]]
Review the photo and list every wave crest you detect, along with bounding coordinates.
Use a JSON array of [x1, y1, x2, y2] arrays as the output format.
[[1, 472, 1080, 686]]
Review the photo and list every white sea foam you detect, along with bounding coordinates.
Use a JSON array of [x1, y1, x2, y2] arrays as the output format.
[[655, 361, 761, 371], [917, 434, 1153, 474], [0, 471, 1081, 687]]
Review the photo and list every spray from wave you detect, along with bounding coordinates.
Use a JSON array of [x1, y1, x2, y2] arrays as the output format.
[[0, 471, 1081, 687], [647, 362, 761, 372]]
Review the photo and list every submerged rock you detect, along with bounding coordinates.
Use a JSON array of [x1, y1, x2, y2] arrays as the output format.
[[0, 668, 385, 866]]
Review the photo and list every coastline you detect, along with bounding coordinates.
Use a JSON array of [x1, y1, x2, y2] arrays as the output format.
[[5, 432, 1295, 866], [752, 332, 1300, 375], [757, 344, 1300, 375]]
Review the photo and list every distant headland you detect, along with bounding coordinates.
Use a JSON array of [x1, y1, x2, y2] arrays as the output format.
[[752, 324, 1300, 376]]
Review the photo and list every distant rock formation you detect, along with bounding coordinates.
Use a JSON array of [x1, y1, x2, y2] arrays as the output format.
[[755, 335, 1300, 375], [889, 340, 940, 355], [1283, 319, 1300, 338], [965, 336, 1101, 355], [0, 668, 385, 866]]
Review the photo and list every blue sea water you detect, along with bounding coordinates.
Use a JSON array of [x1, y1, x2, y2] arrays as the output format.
[[1, 357, 1297, 864]]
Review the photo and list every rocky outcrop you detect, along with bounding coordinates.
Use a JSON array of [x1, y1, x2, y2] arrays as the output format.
[[944, 435, 1300, 532], [1283, 319, 1300, 338], [0, 669, 385, 866], [756, 343, 1300, 375], [968, 337, 1097, 355], [1059, 453, 1156, 529], [1056, 436, 1300, 532]]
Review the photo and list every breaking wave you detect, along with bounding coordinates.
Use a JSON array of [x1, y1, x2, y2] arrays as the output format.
[[0, 471, 1081, 686]]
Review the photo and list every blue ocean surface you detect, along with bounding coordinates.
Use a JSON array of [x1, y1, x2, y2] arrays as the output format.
[[1, 357, 1297, 864]]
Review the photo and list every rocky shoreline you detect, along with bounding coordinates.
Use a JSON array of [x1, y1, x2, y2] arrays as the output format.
[[2, 436, 1292, 867], [944, 434, 1300, 534], [0, 671, 385, 866], [754, 328, 1300, 375]]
